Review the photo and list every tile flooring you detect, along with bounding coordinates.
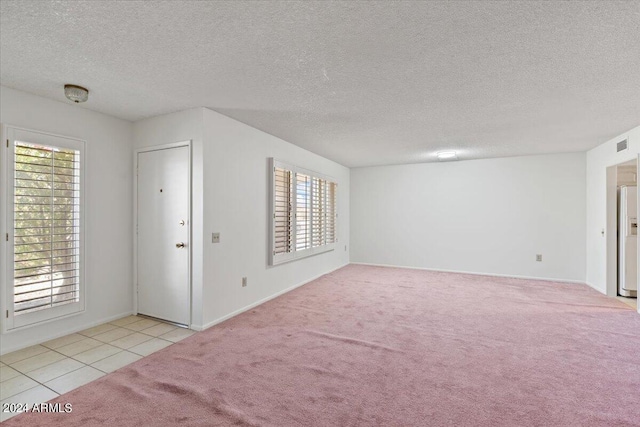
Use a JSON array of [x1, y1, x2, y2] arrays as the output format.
[[0, 315, 195, 421], [616, 296, 638, 310]]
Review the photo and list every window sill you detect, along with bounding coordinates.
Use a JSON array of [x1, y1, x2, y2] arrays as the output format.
[[4, 302, 85, 333], [271, 244, 336, 266]]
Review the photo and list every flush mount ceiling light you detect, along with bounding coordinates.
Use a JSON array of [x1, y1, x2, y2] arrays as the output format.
[[436, 151, 458, 161], [64, 84, 89, 103]]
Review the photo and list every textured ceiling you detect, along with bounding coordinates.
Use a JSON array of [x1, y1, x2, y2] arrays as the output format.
[[1, 1, 639, 167]]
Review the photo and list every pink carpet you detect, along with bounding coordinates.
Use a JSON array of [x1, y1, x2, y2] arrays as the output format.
[[6, 265, 640, 426]]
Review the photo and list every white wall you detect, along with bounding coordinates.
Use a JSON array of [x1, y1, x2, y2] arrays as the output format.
[[133, 108, 350, 330], [351, 153, 586, 282], [201, 108, 350, 328], [0, 86, 134, 354], [586, 125, 640, 294]]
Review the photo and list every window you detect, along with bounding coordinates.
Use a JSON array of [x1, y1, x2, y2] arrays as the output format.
[[4, 127, 85, 330], [270, 159, 337, 265]]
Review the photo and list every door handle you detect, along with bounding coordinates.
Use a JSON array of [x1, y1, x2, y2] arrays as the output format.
[[176, 242, 185, 248]]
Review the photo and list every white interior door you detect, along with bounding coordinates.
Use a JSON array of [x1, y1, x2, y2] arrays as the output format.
[[137, 145, 190, 325]]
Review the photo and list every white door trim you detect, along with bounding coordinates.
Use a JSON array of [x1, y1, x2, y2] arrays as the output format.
[[133, 141, 192, 328], [605, 164, 618, 297], [637, 155, 640, 314]]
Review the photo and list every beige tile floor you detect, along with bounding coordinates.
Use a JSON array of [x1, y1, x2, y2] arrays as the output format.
[[616, 296, 638, 310], [0, 315, 195, 422]]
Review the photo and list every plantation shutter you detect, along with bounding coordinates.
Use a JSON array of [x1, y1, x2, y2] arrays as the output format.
[[296, 173, 311, 250], [270, 159, 337, 266], [311, 177, 325, 248], [326, 182, 337, 243], [273, 167, 293, 255], [13, 141, 81, 316]]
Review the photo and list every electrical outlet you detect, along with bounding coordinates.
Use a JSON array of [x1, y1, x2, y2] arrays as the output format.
[[536, 254, 542, 262], [242, 277, 247, 287], [212, 232, 220, 243]]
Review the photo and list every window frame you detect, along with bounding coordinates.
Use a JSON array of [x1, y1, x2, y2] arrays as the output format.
[[2, 126, 86, 332], [269, 158, 337, 266]]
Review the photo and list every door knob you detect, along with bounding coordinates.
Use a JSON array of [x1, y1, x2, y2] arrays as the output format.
[[176, 242, 185, 248]]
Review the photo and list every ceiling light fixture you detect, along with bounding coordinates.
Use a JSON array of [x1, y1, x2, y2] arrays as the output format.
[[436, 151, 457, 161], [64, 84, 89, 103]]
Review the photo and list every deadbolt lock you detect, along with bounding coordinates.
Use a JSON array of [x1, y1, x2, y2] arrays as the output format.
[[176, 242, 185, 248]]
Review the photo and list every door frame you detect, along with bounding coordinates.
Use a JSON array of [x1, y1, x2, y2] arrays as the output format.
[[605, 156, 640, 299], [133, 141, 192, 328]]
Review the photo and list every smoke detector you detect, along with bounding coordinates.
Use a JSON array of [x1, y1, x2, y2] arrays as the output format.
[[64, 84, 89, 103]]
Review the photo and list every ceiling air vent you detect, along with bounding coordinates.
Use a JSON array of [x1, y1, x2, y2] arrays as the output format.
[[617, 139, 628, 152]]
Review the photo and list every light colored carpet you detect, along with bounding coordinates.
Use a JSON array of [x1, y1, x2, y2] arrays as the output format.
[[6, 264, 640, 426]]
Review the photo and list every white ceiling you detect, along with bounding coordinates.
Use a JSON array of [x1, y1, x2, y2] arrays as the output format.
[[1, 1, 639, 167]]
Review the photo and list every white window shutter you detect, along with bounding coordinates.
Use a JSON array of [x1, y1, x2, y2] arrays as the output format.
[[273, 167, 293, 255], [295, 172, 312, 251], [270, 159, 337, 265], [13, 142, 81, 315]]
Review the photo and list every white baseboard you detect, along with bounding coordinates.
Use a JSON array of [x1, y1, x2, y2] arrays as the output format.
[[193, 263, 349, 331], [0, 310, 134, 356], [350, 262, 587, 285], [584, 281, 607, 295]]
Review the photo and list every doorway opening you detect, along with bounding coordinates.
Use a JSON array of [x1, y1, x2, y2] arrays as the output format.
[[606, 158, 638, 308]]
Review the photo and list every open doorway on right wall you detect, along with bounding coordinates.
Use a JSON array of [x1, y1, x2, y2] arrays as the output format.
[[612, 160, 638, 310]]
